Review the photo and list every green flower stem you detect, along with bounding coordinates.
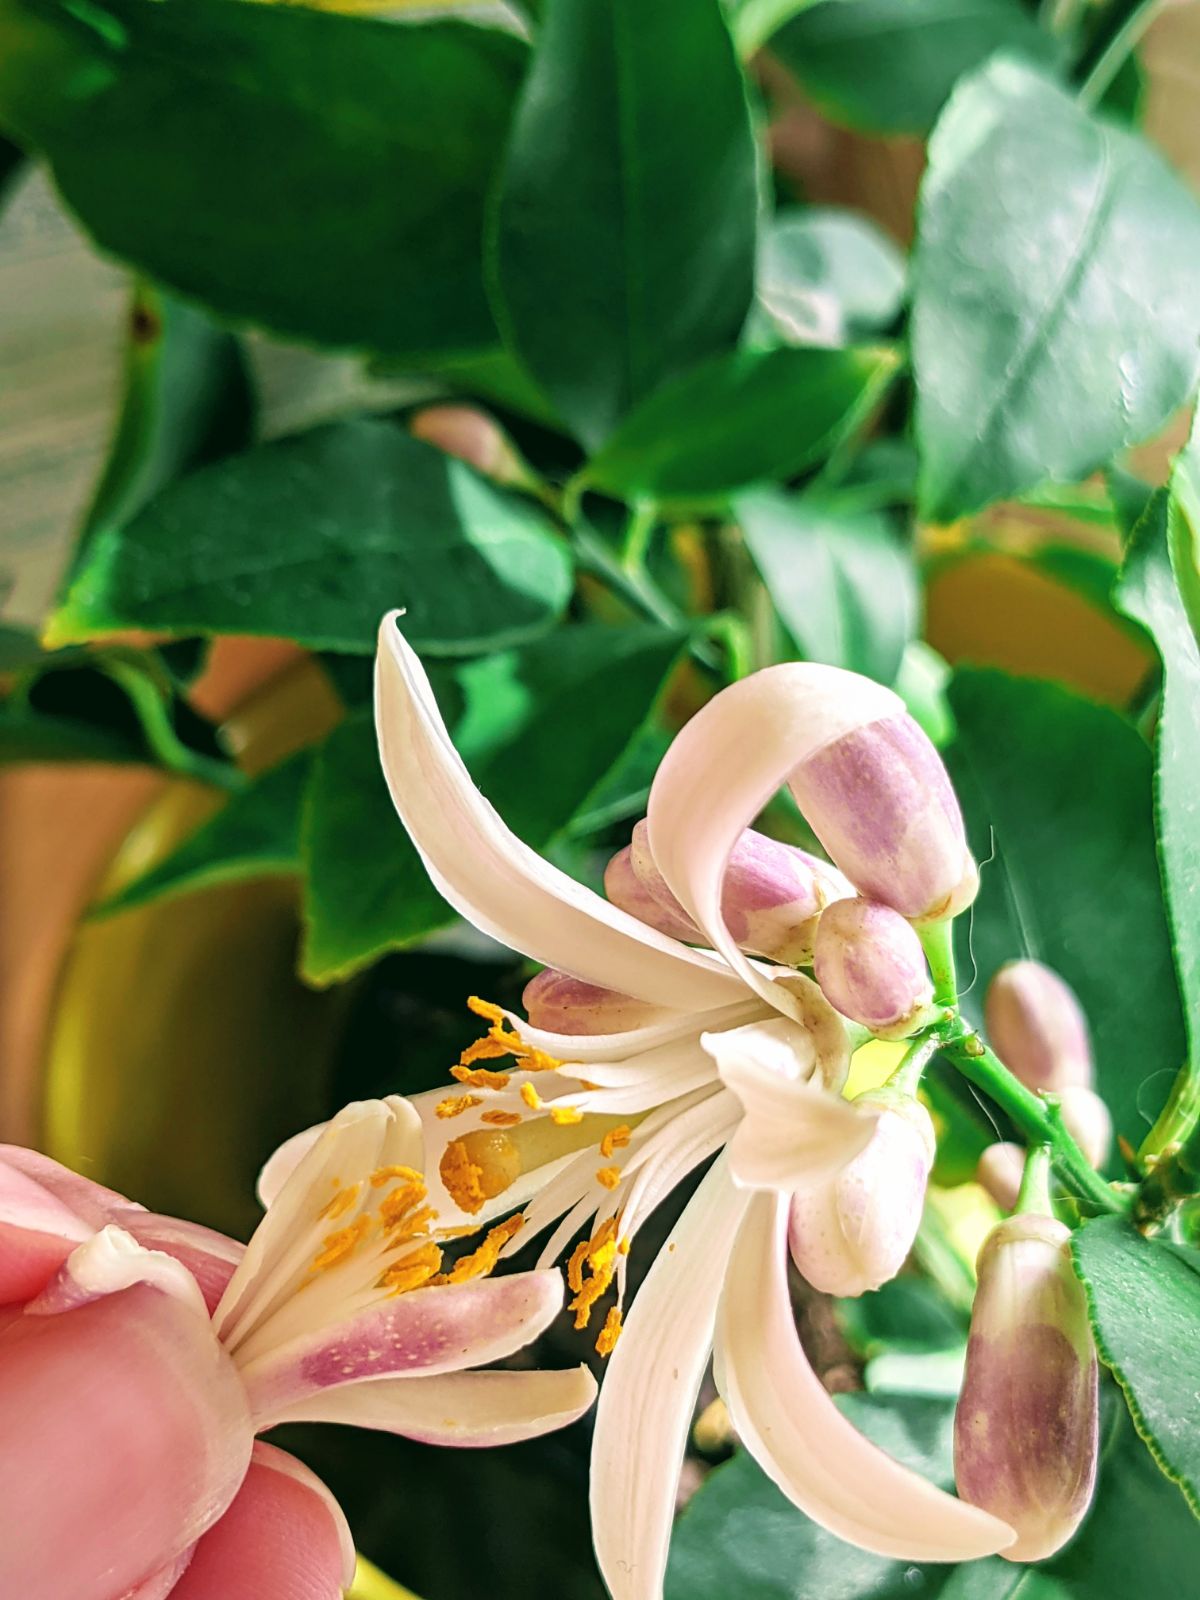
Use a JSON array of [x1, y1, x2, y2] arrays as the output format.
[[621, 501, 658, 576], [1078, 0, 1167, 111], [1016, 1144, 1053, 1216], [887, 1031, 943, 1097], [1133, 1116, 1200, 1232], [918, 918, 959, 1008], [936, 1016, 1123, 1215]]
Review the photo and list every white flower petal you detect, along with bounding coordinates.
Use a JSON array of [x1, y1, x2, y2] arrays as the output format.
[[261, 1365, 598, 1448], [646, 663, 898, 1011], [590, 1156, 749, 1600], [716, 1193, 1016, 1561], [376, 616, 743, 1010], [703, 1018, 871, 1192]]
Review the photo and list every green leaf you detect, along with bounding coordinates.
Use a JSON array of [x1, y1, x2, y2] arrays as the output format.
[[581, 345, 898, 508], [1166, 408, 1200, 646], [1073, 1215, 1200, 1519], [1114, 491, 1200, 1074], [736, 486, 916, 683], [0, 0, 525, 359], [91, 752, 310, 918], [725, 0, 817, 56], [75, 282, 254, 570], [769, 0, 1060, 135], [946, 669, 1185, 1148], [490, 0, 757, 449], [749, 206, 906, 349], [48, 420, 574, 656], [301, 625, 684, 983], [666, 1391, 960, 1599], [914, 59, 1200, 522]]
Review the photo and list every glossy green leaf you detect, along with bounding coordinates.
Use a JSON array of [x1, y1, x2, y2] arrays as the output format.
[[1166, 409, 1200, 646], [748, 207, 906, 349], [581, 345, 898, 508], [1114, 492, 1200, 1072], [666, 1391, 960, 1599], [770, 0, 1059, 135], [736, 486, 916, 683], [946, 669, 1184, 1148], [914, 59, 1200, 522], [91, 752, 310, 919], [302, 625, 684, 983], [0, 0, 524, 358], [48, 420, 574, 656], [490, 0, 757, 449], [1073, 1215, 1200, 1518], [725, 0, 817, 55], [74, 282, 254, 571]]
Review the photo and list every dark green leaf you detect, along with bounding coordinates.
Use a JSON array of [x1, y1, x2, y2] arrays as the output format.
[[666, 1392, 960, 1599], [49, 420, 574, 655], [581, 345, 898, 508], [1073, 1215, 1200, 1518], [302, 625, 684, 983], [1114, 491, 1200, 1073], [946, 669, 1185, 1148], [490, 0, 757, 449], [0, 0, 525, 358], [1165, 408, 1200, 645], [736, 486, 916, 683], [724, 0, 816, 56], [770, 0, 1059, 135], [839, 1275, 967, 1359], [749, 206, 906, 349], [92, 752, 310, 918], [75, 282, 254, 571], [914, 59, 1200, 521], [0, 666, 152, 764]]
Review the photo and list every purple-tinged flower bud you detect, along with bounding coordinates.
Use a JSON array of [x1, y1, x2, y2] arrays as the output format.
[[409, 405, 526, 486], [976, 1143, 1025, 1212], [628, 819, 849, 966], [603, 844, 702, 944], [954, 1213, 1099, 1562], [787, 711, 978, 923], [522, 969, 661, 1036], [788, 1087, 935, 1296], [985, 961, 1092, 1093], [813, 897, 936, 1039], [1057, 1087, 1112, 1171]]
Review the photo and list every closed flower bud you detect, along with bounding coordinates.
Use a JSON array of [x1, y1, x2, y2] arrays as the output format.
[[1057, 1086, 1111, 1171], [788, 1087, 935, 1297], [985, 961, 1092, 1093], [603, 843, 702, 943], [522, 969, 660, 1035], [813, 897, 936, 1039], [976, 1143, 1025, 1211], [955, 1213, 1099, 1562], [409, 405, 526, 486], [788, 711, 978, 923], [628, 819, 848, 966]]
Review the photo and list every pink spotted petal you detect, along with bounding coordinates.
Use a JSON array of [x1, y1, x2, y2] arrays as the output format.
[[240, 1269, 565, 1429], [0, 1282, 254, 1600], [170, 1443, 354, 1600]]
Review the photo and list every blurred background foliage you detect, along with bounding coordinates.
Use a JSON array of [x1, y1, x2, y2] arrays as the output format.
[[3, 0, 1200, 1593]]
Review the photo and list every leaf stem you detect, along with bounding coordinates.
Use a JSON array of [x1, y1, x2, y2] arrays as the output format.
[[103, 660, 245, 792], [1078, 0, 1166, 111], [621, 501, 658, 575], [937, 1017, 1123, 1214]]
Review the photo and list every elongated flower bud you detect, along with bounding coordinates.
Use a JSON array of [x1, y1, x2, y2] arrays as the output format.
[[813, 898, 936, 1039], [788, 711, 978, 923], [522, 969, 660, 1036], [1057, 1086, 1112, 1171], [955, 1213, 1099, 1561], [409, 405, 527, 486], [627, 819, 848, 966], [603, 844, 701, 943], [985, 961, 1092, 1093], [788, 1087, 934, 1296], [976, 1143, 1025, 1211]]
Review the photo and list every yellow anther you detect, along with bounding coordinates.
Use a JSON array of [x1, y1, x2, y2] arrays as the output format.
[[550, 1105, 583, 1125], [468, 995, 507, 1025], [451, 1064, 512, 1091], [370, 1165, 422, 1188], [318, 1181, 362, 1222], [481, 1109, 522, 1127], [520, 1082, 544, 1111], [567, 1239, 589, 1295], [431, 1214, 524, 1286], [310, 1214, 372, 1273], [436, 1094, 484, 1119], [599, 1126, 631, 1159], [596, 1307, 623, 1357], [377, 1240, 443, 1296], [596, 1166, 621, 1190], [458, 1035, 513, 1066]]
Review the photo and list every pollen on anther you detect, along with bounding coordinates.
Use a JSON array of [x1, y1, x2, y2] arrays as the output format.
[[599, 1126, 631, 1159], [520, 1082, 543, 1111], [596, 1306, 623, 1357], [596, 1166, 621, 1190], [452, 1065, 512, 1091], [436, 1094, 484, 1119], [549, 1105, 583, 1125], [481, 1109, 522, 1127]]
